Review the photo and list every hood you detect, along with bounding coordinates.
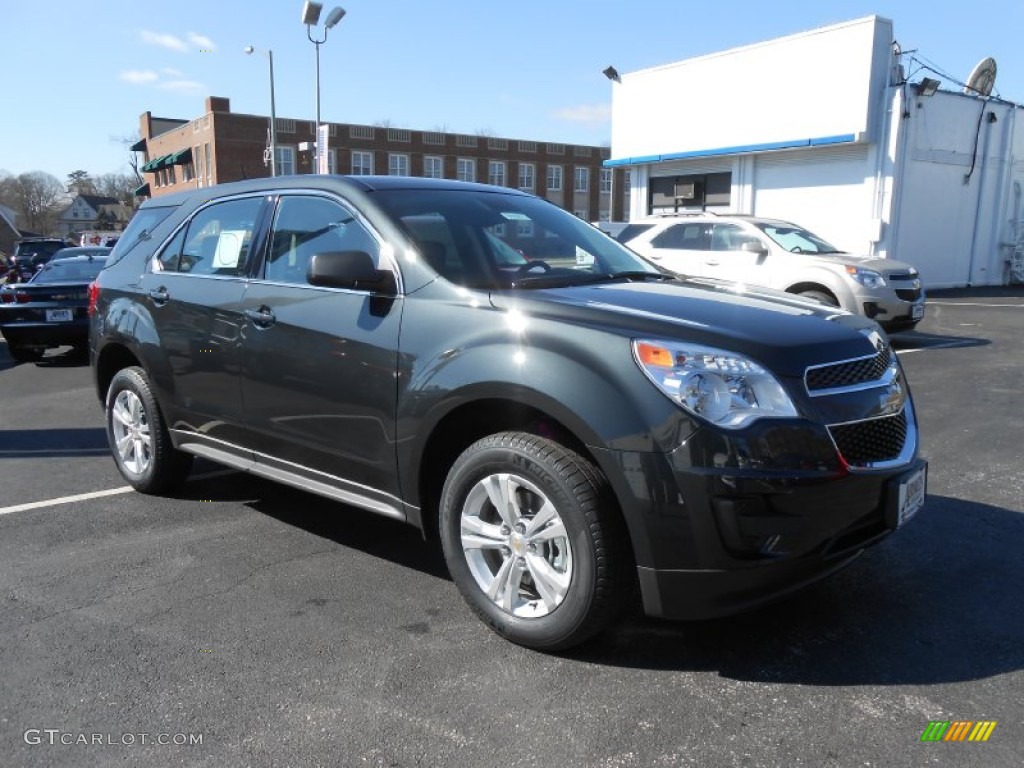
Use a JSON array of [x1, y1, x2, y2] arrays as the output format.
[[806, 252, 919, 276], [490, 277, 883, 377]]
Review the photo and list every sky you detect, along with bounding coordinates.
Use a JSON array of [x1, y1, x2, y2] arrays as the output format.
[[2, 0, 1023, 183]]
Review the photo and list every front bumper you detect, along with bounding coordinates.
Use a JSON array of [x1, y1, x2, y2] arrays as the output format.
[[855, 286, 926, 331], [592, 419, 925, 621]]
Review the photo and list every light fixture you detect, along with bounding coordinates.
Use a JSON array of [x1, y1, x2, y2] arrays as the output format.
[[602, 65, 621, 83], [916, 77, 940, 97], [301, 1, 323, 25], [324, 6, 346, 28]]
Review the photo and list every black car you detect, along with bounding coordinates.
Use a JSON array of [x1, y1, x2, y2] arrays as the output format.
[[8, 238, 71, 284], [90, 177, 926, 651], [1, 248, 109, 362]]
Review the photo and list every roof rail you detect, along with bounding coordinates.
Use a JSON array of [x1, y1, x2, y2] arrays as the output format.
[[650, 210, 719, 218]]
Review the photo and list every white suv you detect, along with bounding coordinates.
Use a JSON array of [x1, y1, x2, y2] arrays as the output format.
[[618, 215, 926, 332]]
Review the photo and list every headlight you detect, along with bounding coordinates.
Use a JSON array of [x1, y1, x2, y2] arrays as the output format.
[[633, 340, 798, 428], [845, 266, 886, 288]]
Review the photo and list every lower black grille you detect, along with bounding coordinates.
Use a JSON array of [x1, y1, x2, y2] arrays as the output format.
[[829, 411, 908, 466], [895, 287, 922, 301]]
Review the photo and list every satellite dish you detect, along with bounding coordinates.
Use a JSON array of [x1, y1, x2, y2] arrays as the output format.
[[964, 57, 997, 97]]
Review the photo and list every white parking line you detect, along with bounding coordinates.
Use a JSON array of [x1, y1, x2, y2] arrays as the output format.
[[0, 486, 133, 516], [927, 301, 1023, 307], [0, 469, 239, 517]]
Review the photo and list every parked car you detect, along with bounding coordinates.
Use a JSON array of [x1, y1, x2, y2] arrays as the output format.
[[0, 248, 109, 362], [7, 238, 72, 284], [617, 215, 926, 333], [90, 177, 926, 651]]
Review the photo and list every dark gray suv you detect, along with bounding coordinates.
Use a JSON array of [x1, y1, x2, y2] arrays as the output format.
[[90, 176, 926, 650]]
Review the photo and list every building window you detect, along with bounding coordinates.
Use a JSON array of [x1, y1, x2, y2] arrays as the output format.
[[457, 158, 476, 182], [182, 162, 195, 182], [349, 125, 375, 140], [204, 143, 211, 182], [518, 140, 537, 153], [518, 163, 535, 191], [573, 146, 592, 158], [546, 143, 564, 155], [166, 165, 177, 185], [516, 220, 534, 237], [275, 118, 296, 133], [424, 156, 444, 179], [546, 165, 563, 191], [275, 146, 295, 176], [352, 150, 374, 175], [328, 149, 337, 174], [422, 132, 445, 145], [647, 171, 732, 214], [389, 153, 410, 176], [600, 168, 612, 194], [455, 135, 478, 148], [388, 128, 411, 143], [194, 145, 203, 184], [574, 209, 589, 220], [488, 161, 506, 187], [624, 170, 631, 186], [574, 167, 589, 193], [487, 138, 508, 151]]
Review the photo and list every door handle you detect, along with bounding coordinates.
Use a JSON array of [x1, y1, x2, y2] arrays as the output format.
[[705, 259, 720, 266], [148, 287, 169, 305], [244, 306, 276, 328]]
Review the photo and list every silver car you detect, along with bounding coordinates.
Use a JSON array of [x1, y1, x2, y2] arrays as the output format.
[[618, 215, 926, 332]]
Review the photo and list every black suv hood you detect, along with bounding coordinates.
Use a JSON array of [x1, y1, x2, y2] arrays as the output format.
[[490, 277, 881, 377]]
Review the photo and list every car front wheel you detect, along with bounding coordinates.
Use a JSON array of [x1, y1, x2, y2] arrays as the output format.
[[106, 366, 193, 494], [439, 432, 631, 651]]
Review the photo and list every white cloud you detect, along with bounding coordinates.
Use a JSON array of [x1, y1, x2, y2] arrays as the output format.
[[119, 70, 160, 84], [188, 32, 217, 51], [140, 30, 189, 52], [552, 104, 612, 124], [161, 67, 184, 77], [159, 80, 205, 93]]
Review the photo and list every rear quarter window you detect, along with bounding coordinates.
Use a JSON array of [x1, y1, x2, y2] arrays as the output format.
[[104, 205, 180, 268]]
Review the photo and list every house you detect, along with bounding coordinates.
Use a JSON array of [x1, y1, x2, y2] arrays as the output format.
[[57, 194, 132, 237], [0, 203, 19, 260], [607, 16, 1024, 287]]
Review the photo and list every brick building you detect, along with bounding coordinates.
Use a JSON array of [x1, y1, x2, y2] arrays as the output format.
[[135, 97, 630, 221]]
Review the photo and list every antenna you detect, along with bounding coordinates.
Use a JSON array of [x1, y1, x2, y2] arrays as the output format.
[[964, 57, 997, 97]]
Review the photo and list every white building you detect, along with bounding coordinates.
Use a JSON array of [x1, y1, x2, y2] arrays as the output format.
[[607, 15, 1024, 288]]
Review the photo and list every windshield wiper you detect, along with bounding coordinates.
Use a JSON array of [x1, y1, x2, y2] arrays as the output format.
[[604, 271, 676, 281], [511, 271, 675, 289]]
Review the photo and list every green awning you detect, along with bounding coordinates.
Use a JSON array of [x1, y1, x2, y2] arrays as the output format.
[[141, 155, 167, 172], [133, 183, 151, 197], [130, 138, 147, 152], [167, 147, 192, 166]]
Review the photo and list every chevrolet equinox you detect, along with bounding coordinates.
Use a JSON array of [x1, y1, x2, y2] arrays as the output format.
[[90, 177, 926, 651]]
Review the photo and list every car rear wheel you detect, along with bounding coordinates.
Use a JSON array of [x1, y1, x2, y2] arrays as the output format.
[[106, 366, 193, 494], [439, 432, 631, 651], [6, 343, 44, 364]]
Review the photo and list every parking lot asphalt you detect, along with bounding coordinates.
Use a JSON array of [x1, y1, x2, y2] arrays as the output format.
[[1, 290, 1022, 768]]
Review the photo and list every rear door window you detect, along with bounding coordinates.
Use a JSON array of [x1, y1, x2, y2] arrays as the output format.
[[157, 198, 263, 277], [651, 222, 709, 250]]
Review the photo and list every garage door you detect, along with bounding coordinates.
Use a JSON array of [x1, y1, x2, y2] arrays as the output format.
[[753, 146, 872, 254]]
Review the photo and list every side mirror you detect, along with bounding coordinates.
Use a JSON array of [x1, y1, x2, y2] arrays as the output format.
[[307, 251, 396, 294], [740, 241, 769, 256]]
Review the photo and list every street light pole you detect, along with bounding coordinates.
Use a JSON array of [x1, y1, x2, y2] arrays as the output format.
[[245, 45, 278, 177], [302, 2, 346, 173]]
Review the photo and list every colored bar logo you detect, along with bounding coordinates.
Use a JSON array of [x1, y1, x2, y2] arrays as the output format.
[[921, 721, 997, 742]]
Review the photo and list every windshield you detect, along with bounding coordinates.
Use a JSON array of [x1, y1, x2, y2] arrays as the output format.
[[755, 222, 842, 254], [373, 188, 664, 289], [32, 258, 106, 283]]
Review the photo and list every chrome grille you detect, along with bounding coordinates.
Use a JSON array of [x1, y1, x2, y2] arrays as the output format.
[[829, 411, 908, 466], [806, 343, 893, 393]]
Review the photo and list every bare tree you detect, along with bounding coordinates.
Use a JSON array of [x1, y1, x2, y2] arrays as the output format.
[[93, 173, 137, 206], [1, 172, 67, 234], [111, 131, 144, 185]]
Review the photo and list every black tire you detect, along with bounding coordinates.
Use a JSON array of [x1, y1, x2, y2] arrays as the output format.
[[6, 343, 44, 364], [798, 289, 839, 307], [439, 432, 632, 651], [105, 366, 193, 494]]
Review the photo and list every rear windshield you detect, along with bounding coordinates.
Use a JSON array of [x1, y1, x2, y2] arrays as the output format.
[[15, 241, 66, 259], [33, 258, 107, 283]]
